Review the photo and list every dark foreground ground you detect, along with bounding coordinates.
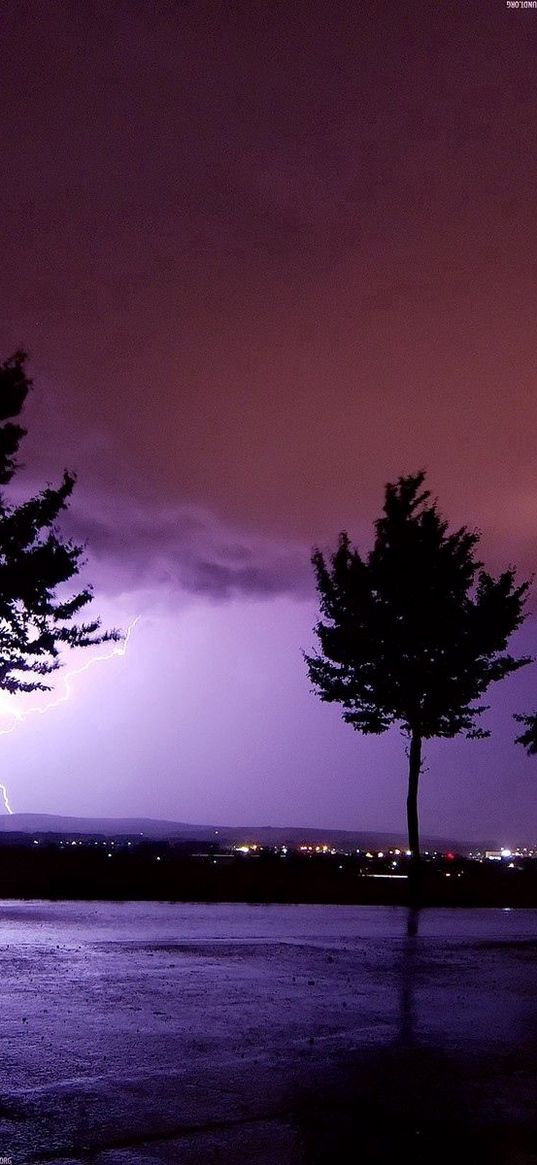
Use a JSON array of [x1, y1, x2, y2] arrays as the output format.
[[0, 902, 536, 1164]]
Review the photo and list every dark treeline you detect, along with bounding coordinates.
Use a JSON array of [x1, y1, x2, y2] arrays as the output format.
[[3, 840, 537, 907]]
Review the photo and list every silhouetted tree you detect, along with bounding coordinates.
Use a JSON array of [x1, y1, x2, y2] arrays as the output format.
[[0, 352, 118, 697], [305, 471, 531, 879], [514, 712, 537, 755]]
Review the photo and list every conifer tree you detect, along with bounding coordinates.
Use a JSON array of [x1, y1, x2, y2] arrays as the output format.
[[0, 352, 118, 697], [305, 471, 531, 875], [514, 713, 537, 755]]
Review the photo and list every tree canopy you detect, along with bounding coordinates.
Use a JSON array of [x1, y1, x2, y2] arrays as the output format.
[[305, 471, 531, 866], [0, 351, 118, 696], [514, 713, 537, 755]]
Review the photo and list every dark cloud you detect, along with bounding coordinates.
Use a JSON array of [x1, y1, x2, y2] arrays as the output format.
[[62, 494, 312, 601]]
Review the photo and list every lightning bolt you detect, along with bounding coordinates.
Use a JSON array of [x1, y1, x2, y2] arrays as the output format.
[[0, 617, 140, 815], [0, 783, 13, 814], [0, 616, 140, 738]]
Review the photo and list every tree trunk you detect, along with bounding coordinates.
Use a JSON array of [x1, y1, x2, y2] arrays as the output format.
[[406, 728, 422, 899]]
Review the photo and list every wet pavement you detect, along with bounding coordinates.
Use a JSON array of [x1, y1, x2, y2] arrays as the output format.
[[0, 902, 536, 1163]]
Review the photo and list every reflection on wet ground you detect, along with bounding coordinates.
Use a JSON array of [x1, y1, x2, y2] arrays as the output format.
[[0, 902, 536, 1163]]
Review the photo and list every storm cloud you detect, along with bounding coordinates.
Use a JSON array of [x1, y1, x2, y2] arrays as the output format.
[[63, 494, 312, 601]]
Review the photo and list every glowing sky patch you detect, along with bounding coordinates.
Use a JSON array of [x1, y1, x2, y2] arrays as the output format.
[[0, 618, 140, 739]]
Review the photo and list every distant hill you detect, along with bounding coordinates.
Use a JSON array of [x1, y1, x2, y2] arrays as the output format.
[[0, 813, 478, 852]]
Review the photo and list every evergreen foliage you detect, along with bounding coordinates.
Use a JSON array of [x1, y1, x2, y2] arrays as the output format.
[[0, 352, 118, 696]]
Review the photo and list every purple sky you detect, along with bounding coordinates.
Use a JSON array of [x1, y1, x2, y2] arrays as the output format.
[[0, 0, 536, 842]]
